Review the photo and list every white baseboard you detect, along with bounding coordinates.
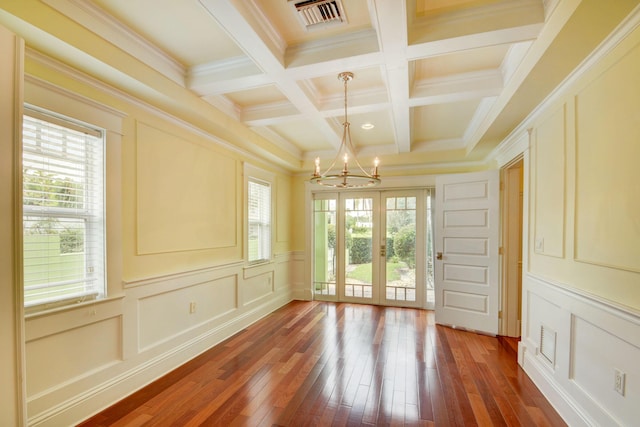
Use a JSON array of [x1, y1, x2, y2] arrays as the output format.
[[24, 255, 303, 427], [520, 341, 595, 426], [29, 292, 292, 427]]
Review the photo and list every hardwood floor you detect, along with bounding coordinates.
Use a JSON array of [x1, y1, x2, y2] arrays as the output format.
[[79, 301, 565, 426]]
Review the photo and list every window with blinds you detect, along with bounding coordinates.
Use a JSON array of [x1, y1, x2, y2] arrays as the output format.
[[247, 178, 271, 263], [22, 109, 105, 309]]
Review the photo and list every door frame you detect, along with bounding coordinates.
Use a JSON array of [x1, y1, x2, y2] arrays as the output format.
[[500, 157, 524, 337], [306, 179, 435, 309]]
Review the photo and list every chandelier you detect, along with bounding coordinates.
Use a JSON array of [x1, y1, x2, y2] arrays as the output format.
[[310, 72, 380, 188]]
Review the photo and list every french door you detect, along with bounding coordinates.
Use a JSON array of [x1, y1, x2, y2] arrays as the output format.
[[312, 189, 433, 308]]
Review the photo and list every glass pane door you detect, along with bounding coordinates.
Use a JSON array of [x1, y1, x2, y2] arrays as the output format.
[[313, 196, 337, 298], [312, 189, 433, 308], [342, 194, 378, 303], [382, 192, 423, 308]]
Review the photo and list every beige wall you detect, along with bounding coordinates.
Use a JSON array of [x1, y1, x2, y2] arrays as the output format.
[[2, 1, 639, 425], [290, 176, 308, 252], [0, 4, 300, 423], [528, 20, 640, 310], [12, 36, 296, 427], [518, 17, 640, 424]]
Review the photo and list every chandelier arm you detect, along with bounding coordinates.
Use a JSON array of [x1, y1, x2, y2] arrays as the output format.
[[344, 122, 375, 177], [310, 71, 380, 188]]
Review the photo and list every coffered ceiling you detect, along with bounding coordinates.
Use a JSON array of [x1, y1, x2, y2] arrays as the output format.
[[2, 0, 632, 174]]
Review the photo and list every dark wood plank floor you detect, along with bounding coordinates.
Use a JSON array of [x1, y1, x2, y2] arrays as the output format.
[[79, 301, 565, 426]]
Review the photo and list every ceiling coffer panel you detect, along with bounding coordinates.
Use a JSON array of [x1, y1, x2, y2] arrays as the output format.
[[43, 0, 627, 172]]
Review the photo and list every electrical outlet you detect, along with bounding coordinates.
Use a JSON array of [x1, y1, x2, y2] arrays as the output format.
[[189, 302, 196, 314], [614, 368, 626, 396]]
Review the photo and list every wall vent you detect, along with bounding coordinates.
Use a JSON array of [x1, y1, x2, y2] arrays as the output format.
[[289, 0, 346, 29], [539, 324, 557, 365]]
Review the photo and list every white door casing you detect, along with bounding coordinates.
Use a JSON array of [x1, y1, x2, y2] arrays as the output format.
[[435, 170, 500, 335]]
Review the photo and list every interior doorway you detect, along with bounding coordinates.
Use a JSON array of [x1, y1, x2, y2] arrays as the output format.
[[500, 158, 524, 337]]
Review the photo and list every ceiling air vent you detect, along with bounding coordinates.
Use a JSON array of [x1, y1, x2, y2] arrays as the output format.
[[289, 0, 347, 29]]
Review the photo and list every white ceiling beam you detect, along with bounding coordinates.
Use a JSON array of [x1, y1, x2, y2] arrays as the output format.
[[410, 70, 503, 106], [198, 0, 343, 149], [190, 73, 274, 96], [370, 0, 411, 153], [407, 23, 543, 60]]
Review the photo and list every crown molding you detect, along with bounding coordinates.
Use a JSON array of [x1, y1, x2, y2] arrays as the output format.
[[26, 48, 293, 174], [42, 0, 185, 86], [251, 127, 303, 160], [488, 3, 640, 165], [414, 0, 544, 29]]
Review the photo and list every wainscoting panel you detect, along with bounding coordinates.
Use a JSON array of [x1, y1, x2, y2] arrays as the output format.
[[137, 274, 238, 352], [26, 315, 122, 398], [242, 271, 275, 307], [274, 253, 291, 291], [25, 254, 297, 427], [520, 274, 640, 426], [290, 251, 309, 300]]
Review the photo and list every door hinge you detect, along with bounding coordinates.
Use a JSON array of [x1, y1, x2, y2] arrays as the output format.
[[498, 246, 503, 255], [498, 310, 503, 319]]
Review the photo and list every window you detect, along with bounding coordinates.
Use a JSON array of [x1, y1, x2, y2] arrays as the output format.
[[22, 109, 105, 308], [247, 178, 271, 263]]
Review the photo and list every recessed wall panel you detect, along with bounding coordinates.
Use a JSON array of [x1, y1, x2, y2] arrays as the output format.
[[138, 275, 238, 350], [574, 43, 640, 272], [136, 122, 237, 254], [572, 315, 640, 419], [243, 272, 274, 306], [26, 317, 121, 396], [533, 105, 565, 258], [276, 176, 290, 244]]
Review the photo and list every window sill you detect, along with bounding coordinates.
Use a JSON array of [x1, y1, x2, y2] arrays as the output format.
[[25, 293, 125, 320]]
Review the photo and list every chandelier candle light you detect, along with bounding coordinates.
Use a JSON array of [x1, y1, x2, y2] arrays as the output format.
[[310, 72, 381, 188]]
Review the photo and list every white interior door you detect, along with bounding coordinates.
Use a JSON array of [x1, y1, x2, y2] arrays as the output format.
[[434, 170, 500, 335]]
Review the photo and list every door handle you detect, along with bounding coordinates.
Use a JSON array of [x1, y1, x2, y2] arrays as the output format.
[[436, 252, 443, 260]]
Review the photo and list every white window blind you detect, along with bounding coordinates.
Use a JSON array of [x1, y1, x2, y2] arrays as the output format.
[[22, 110, 105, 308], [247, 178, 271, 263]]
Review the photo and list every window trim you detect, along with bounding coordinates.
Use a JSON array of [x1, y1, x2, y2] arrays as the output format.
[[22, 107, 106, 312], [22, 76, 124, 318]]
